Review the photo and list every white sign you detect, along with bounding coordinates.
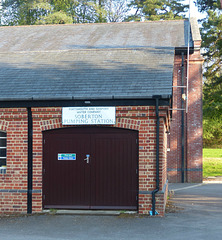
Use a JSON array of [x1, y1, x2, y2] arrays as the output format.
[[62, 107, 116, 125]]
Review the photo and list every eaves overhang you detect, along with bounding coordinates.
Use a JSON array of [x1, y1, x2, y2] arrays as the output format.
[[0, 95, 172, 108]]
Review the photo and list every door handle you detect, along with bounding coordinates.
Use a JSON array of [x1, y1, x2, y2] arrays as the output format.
[[84, 154, 90, 164]]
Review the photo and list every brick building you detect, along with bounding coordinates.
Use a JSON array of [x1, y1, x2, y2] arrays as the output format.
[[167, 19, 203, 183], [0, 19, 202, 216]]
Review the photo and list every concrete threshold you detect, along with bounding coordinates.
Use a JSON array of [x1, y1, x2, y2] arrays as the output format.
[[43, 210, 137, 216]]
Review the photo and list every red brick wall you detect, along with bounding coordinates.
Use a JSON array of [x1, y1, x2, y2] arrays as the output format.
[[0, 109, 28, 213], [167, 51, 203, 183], [167, 55, 185, 182], [0, 106, 169, 216], [186, 51, 203, 182]]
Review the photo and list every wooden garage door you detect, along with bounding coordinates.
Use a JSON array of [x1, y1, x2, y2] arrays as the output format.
[[43, 127, 138, 210]]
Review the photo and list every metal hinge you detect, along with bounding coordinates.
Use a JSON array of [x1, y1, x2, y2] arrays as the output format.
[[136, 139, 138, 144], [43, 195, 46, 200], [136, 169, 138, 174], [136, 196, 138, 201], [44, 139, 45, 144]]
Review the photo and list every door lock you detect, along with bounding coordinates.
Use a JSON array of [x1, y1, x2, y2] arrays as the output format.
[[84, 154, 90, 164]]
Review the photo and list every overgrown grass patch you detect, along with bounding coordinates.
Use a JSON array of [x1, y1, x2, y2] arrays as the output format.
[[203, 148, 222, 178]]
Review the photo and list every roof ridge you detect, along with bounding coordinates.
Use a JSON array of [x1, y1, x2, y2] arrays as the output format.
[[0, 19, 187, 29]]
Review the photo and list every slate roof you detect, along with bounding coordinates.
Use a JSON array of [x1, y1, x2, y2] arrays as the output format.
[[0, 20, 192, 51], [0, 19, 199, 105]]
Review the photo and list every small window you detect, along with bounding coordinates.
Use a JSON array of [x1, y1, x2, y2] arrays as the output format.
[[0, 131, 7, 173]]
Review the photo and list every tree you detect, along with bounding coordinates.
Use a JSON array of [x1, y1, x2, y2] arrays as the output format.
[[73, 0, 130, 23], [105, 0, 130, 22], [127, 0, 188, 21], [36, 10, 73, 24], [195, 0, 217, 11], [0, 0, 54, 25], [1, 0, 189, 25], [195, 0, 222, 147], [0, 0, 109, 24]]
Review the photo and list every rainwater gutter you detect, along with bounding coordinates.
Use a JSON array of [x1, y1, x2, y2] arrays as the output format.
[[151, 97, 160, 216]]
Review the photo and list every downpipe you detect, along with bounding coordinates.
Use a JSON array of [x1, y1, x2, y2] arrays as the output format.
[[151, 97, 160, 216], [27, 107, 33, 214], [181, 52, 185, 183]]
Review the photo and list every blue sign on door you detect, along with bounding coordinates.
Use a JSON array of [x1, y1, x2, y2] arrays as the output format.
[[58, 153, 76, 160]]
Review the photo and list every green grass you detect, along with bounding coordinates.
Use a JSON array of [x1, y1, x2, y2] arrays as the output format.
[[203, 148, 222, 178], [203, 148, 222, 158]]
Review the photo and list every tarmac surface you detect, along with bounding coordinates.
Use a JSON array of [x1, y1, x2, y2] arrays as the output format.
[[0, 181, 222, 240]]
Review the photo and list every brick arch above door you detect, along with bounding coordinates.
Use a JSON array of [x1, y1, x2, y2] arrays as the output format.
[[40, 117, 141, 132], [40, 119, 62, 131], [0, 120, 9, 132]]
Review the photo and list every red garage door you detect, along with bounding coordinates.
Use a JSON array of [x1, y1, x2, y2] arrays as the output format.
[[43, 127, 138, 210]]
